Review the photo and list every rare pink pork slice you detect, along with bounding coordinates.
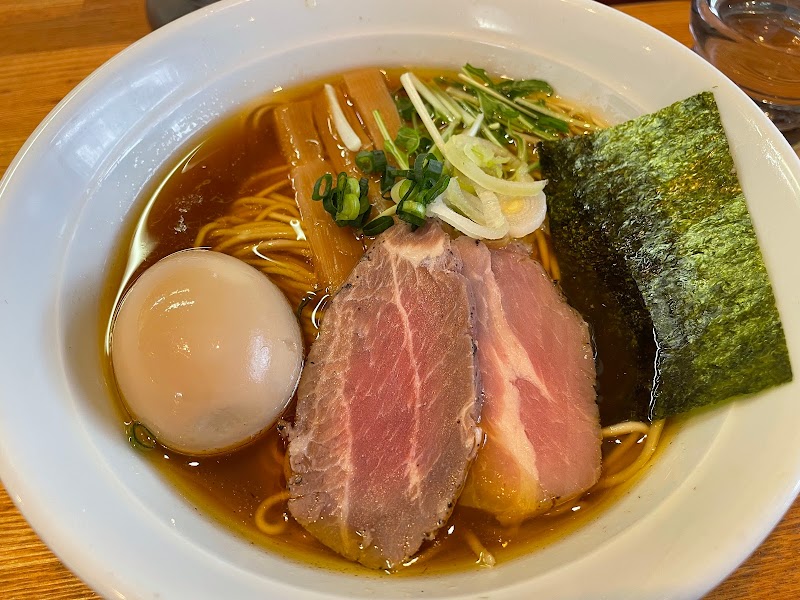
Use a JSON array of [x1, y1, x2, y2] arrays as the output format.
[[455, 238, 601, 524], [287, 222, 481, 570]]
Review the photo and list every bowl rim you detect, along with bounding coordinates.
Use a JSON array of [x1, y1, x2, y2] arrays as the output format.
[[2, 1, 800, 599]]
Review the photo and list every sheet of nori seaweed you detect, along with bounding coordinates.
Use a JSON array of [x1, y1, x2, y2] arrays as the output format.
[[539, 91, 792, 420]]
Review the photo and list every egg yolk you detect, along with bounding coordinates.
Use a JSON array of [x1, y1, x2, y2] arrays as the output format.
[[111, 249, 303, 455]]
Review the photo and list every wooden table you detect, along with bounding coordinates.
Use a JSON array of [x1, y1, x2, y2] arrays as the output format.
[[0, 1, 797, 598]]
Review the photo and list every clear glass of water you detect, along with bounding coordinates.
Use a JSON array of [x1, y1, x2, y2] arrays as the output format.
[[691, 0, 800, 143]]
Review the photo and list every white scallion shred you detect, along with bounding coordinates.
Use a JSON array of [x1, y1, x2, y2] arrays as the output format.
[[324, 84, 362, 153], [410, 73, 456, 122], [400, 72, 447, 154], [499, 191, 547, 237], [467, 113, 485, 138], [445, 134, 545, 197], [427, 195, 508, 240], [399, 70, 552, 240]]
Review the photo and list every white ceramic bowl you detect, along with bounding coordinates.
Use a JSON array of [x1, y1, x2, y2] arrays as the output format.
[[1, 1, 800, 598]]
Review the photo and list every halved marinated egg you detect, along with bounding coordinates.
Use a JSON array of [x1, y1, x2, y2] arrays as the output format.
[[111, 249, 303, 455]]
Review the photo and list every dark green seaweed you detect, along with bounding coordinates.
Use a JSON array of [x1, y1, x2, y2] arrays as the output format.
[[540, 92, 792, 420]]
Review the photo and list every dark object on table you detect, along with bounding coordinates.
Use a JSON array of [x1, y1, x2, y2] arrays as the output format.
[[146, 0, 222, 29], [146, 0, 647, 29]]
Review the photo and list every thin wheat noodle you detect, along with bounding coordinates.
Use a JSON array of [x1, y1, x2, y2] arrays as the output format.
[[243, 263, 316, 284], [244, 163, 289, 181], [212, 222, 299, 235], [402, 540, 447, 567], [254, 491, 291, 536], [255, 210, 298, 224], [240, 256, 316, 277], [213, 229, 302, 252], [594, 420, 665, 490], [233, 240, 308, 255], [239, 252, 315, 273], [283, 452, 292, 482], [271, 192, 297, 204], [230, 196, 295, 211], [245, 262, 316, 284], [550, 251, 561, 281], [461, 528, 496, 567], [602, 432, 642, 472], [602, 421, 650, 437], [544, 497, 586, 517], [194, 222, 218, 247], [246, 104, 277, 135], [252, 239, 313, 253], [230, 197, 296, 214], [269, 438, 285, 466], [534, 229, 551, 275], [205, 225, 297, 242], [253, 179, 293, 198]]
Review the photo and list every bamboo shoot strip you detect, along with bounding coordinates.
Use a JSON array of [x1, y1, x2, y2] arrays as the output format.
[[275, 102, 365, 291], [274, 101, 325, 166], [540, 92, 792, 420], [343, 69, 402, 149]]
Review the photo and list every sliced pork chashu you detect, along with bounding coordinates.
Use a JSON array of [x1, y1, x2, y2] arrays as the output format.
[[287, 223, 481, 570]]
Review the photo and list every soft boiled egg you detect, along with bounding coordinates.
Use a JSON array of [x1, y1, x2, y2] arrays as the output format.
[[111, 249, 303, 455]]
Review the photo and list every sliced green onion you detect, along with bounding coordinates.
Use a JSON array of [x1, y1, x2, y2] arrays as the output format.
[[397, 199, 428, 227], [356, 150, 387, 174], [128, 422, 157, 450], [390, 179, 413, 204], [378, 204, 398, 217], [337, 177, 361, 222], [381, 165, 403, 195], [363, 215, 395, 236], [312, 172, 371, 228], [312, 173, 333, 200]]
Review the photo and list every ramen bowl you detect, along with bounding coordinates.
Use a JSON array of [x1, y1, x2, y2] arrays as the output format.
[[1, 0, 799, 598]]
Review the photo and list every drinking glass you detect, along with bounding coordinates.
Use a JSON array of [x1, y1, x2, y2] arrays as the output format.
[[691, 0, 800, 144]]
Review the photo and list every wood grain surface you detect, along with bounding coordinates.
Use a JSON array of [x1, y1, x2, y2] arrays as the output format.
[[0, 1, 797, 598]]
